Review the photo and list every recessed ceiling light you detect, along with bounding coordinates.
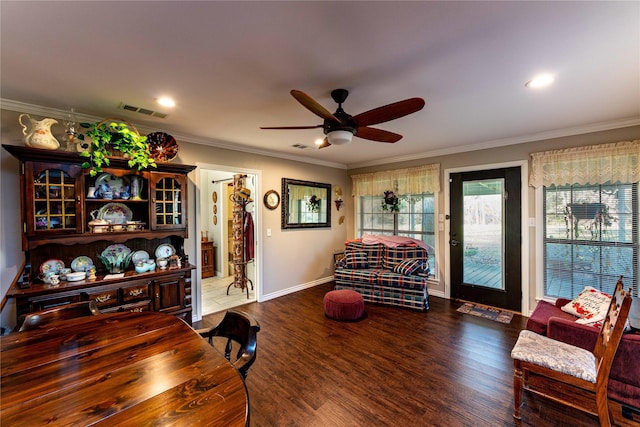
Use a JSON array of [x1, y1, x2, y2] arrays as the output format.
[[314, 138, 324, 146], [157, 97, 176, 107], [525, 74, 554, 88]]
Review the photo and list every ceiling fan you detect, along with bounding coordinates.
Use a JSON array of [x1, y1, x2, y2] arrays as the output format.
[[261, 89, 425, 149]]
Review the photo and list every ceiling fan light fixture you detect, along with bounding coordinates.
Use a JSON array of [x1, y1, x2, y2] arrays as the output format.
[[326, 130, 353, 146]]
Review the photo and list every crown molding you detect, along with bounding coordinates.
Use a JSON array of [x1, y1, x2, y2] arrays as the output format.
[[0, 98, 348, 170], [347, 117, 640, 169]]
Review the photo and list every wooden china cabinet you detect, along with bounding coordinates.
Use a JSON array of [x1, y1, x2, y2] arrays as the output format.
[[3, 144, 196, 325]]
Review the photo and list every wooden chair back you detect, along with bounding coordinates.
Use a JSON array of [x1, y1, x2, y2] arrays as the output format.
[[18, 301, 101, 332], [198, 309, 260, 378], [593, 276, 632, 383]]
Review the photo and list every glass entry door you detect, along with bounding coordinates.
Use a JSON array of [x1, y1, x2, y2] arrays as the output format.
[[450, 167, 522, 311]]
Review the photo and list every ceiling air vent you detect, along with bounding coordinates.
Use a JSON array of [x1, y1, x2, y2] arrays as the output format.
[[118, 102, 168, 119], [291, 144, 310, 149]]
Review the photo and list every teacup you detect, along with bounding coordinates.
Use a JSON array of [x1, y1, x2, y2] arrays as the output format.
[[40, 272, 60, 284]]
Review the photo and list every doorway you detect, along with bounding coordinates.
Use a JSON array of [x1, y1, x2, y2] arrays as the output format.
[[196, 165, 259, 319], [449, 167, 522, 311]]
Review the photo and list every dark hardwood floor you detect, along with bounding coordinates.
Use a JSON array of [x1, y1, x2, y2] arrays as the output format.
[[194, 282, 636, 426]]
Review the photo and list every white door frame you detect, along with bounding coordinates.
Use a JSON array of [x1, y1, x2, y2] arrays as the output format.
[[193, 162, 262, 322], [443, 160, 530, 315]]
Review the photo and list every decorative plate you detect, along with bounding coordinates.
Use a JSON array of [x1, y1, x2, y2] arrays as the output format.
[[71, 256, 94, 272], [95, 173, 130, 198], [147, 132, 179, 162], [131, 250, 150, 265], [102, 244, 132, 258], [97, 203, 133, 224], [155, 243, 176, 259], [40, 259, 64, 274]]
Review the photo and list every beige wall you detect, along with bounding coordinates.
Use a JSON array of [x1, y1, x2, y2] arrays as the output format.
[[348, 125, 640, 312]]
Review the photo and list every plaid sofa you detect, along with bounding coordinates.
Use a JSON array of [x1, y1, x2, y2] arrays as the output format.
[[334, 241, 430, 311]]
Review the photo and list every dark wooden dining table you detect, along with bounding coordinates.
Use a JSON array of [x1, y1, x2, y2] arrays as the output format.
[[0, 311, 249, 426]]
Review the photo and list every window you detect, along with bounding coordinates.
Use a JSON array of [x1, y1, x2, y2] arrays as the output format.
[[543, 182, 638, 298], [356, 193, 437, 277]]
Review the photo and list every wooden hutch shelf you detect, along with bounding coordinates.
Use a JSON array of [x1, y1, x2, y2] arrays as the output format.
[[3, 144, 197, 324]]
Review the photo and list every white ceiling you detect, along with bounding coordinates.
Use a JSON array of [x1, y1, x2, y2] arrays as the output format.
[[2, 1, 639, 169]]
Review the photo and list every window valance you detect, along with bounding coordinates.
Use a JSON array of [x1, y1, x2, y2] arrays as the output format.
[[529, 140, 639, 188], [351, 164, 441, 196]]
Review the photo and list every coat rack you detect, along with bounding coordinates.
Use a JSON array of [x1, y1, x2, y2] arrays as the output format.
[[227, 174, 254, 298]]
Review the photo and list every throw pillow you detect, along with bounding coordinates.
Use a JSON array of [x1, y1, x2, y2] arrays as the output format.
[[345, 252, 369, 269], [561, 286, 611, 325], [393, 259, 423, 276]]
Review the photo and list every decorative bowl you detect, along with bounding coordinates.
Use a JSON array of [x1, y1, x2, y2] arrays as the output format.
[[66, 271, 86, 282], [135, 263, 148, 274]]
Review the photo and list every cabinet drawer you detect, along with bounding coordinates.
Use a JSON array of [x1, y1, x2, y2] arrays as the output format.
[[119, 301, 152, 313], [29, 294, 81, 312], [121, 283, 151, 304], [83, 289, 119, 309]]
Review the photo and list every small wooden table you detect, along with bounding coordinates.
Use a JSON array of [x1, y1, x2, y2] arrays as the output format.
[[0, 312, 248, 426]]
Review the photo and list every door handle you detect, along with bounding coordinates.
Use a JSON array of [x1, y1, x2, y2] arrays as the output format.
[[450, 239, 460, 247]]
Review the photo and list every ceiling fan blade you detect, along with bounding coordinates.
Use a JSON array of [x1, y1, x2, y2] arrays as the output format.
[[290, 90, 341, 124], [355, 126, 402, 143], [317, 137, 331, 149], [352, 98, 425, 127], [260, 125, 323, 130]]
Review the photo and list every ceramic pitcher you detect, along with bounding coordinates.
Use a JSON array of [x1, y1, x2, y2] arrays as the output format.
[[19, 113, 60, 150]]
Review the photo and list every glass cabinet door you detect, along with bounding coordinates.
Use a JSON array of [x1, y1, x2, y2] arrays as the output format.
[[150, 173, 187, 230], [26, 162, 82, 235]]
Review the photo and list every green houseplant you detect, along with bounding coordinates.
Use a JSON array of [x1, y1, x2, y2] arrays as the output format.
[[79, 119, 157, 176]]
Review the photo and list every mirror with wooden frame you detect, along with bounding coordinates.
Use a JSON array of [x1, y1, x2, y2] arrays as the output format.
[[281, 178, 331, 229]]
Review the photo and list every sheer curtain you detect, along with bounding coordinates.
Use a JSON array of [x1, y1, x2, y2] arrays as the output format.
[[529, 140, 639, 187], [351, 164, 441, 196]]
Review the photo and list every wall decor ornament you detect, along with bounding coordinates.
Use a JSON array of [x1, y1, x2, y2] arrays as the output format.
[[382, 190, 401, 212], [263, 190, 280, 210]]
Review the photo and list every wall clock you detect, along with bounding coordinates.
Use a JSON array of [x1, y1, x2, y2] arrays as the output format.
[[263, 190, 280, 210]]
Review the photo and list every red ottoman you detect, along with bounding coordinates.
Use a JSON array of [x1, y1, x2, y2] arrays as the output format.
[[324, 290, 365, 321]]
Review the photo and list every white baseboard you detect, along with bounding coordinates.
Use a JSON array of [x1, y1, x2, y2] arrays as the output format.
[[260, 276, 335, 302]]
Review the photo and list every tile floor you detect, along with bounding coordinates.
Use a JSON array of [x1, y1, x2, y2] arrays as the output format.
[[201, 275, 256, 315]]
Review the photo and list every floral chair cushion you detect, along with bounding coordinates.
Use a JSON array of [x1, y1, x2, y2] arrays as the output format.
[[511, 330, 597, 383]]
